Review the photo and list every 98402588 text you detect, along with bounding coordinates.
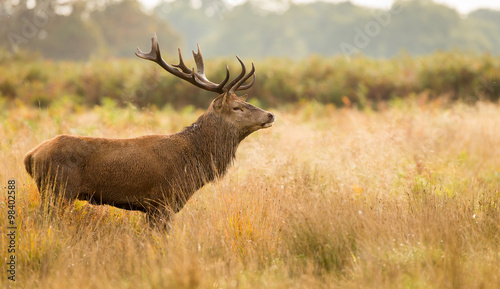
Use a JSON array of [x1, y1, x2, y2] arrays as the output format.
[[6, 179, 17, 282]]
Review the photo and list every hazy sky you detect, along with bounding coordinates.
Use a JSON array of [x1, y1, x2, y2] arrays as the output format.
[[140, 0, 500, 14], [350, 0, 500, 13]]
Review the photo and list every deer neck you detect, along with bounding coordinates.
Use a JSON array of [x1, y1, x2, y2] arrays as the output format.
[[181, 112, 240, 182]]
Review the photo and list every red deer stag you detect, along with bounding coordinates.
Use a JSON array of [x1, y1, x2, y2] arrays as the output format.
[[24, 34, 275, 223]]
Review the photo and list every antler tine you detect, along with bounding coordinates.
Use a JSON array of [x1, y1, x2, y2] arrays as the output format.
[[224, 56, 246, 92], [234, 63, 256, 92], [192, 44, 205, 76], [136, 33, 192, 81], [227, 59, 255, 94], [212, 65, 231, 91], [191, 44, 231, 91], [173, 48, 191, 74], [191, 44, 212, 84], [220, 65, 231, 88], [135, 33, 163, 63]]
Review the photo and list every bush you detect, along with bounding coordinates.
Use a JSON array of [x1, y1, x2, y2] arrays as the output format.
[[1, 50, 499, 109]]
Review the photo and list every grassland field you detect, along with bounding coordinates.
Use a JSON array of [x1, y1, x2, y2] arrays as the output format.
[[0, 97, 499, 289]]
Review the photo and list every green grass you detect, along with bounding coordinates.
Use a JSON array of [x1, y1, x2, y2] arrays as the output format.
[[0, 99, 499, 288]]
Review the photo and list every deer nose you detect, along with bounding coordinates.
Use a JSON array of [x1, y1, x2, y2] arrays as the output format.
[[268, 113, 275, 122]]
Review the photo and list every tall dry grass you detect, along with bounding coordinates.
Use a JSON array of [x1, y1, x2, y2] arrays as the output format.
[[0, 99, 499, 288]]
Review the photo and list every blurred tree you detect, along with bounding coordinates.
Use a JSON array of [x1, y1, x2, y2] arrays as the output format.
[[376, 0, 463, 56], [90, 0, 181, 58], [1, 0, 181, 60], [155, 0, 223, 52], [154, 0, 500, 58], [1, 0, 60, 53], [468, 9, 500, 53], [2, 0, 500, 60], [202, 2, 307, 58], [288, 1, 372, 55], [30, 2, 102, 60]]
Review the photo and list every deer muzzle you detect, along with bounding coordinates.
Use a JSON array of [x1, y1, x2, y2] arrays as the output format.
[[262, 112, 275, 128]]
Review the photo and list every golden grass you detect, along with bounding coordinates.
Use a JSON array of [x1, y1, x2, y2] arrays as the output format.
[[1, 99, 499, 288]]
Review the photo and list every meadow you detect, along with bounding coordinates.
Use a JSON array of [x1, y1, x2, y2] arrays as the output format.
[[0, 95, 499, 288]]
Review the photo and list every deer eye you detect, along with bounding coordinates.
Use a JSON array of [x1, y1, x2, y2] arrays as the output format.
[[233, 107, 243, 112]]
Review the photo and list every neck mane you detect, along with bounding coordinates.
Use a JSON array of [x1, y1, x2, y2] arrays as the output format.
[[162, 111, 242, 213], [181, 112, 240, 185]]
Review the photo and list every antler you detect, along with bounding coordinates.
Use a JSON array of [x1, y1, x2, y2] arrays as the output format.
[[136, 33, 255, 94], [228, 57, 255, 94]]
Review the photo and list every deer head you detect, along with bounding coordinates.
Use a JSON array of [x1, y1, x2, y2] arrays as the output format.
[[135, 34, 275, 140]]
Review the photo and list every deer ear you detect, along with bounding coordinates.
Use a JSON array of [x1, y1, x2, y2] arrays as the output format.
[[212, 93, 226, 110], [239, 94, 248, 101], [222, 92, 228, 105], [221, 92, 234, 106]]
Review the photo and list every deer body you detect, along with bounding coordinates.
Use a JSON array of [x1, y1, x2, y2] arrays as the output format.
[[24, 34, 274, 221]]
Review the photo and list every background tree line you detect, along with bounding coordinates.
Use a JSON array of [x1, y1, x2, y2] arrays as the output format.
[[0, 0, 182, 60], [1, 0, 500, 60]]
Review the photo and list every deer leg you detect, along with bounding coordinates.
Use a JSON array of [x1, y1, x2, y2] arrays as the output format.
[[146, 207, 172, 232], [38, 169, 78, 217]]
